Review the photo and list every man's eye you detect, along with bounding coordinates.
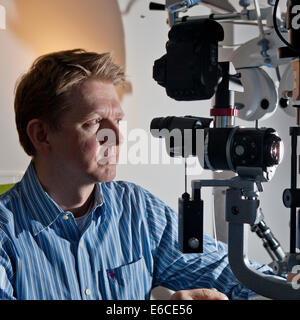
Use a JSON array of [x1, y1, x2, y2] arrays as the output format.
[[83, 119, 102, 131], [89, 119, 101, 126]]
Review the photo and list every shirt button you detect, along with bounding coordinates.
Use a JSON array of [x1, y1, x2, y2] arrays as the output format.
[[85, 289, 91, 296], [79, 242, 84, 248], [62, 214, 69, 220]]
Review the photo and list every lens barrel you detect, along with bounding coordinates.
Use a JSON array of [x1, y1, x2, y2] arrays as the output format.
[[150, 116, 283, 173], [205, 127, 283, 171]]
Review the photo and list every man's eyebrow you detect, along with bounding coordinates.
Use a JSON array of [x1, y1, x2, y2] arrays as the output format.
[[83, 110, 125, 120], [116, 111, 125, 118]]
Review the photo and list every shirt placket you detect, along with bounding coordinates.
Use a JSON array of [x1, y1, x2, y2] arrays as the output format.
[[59, 211, 94, 299], [76, 235, 94, 300]]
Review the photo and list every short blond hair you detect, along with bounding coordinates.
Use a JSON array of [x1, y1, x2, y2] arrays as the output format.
[[14, 49, 125, 156]]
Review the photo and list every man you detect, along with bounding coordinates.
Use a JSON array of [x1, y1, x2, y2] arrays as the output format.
[[0, 49, 271, 300]]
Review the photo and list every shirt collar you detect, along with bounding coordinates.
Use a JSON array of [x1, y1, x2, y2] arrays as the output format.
[[92, 183, 103, 210], [20, 161, 104, 236]]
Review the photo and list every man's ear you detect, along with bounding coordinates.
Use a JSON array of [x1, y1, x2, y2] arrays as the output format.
[[26, 119, 51, 153]]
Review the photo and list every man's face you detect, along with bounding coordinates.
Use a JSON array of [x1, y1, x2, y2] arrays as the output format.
[[47, 79, 124, 183]]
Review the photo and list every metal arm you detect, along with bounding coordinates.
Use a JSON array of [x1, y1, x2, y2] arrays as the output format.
[[227, 223, 300, 299], [250, 215, 285, 263], [192, 169, 300, 299], [165, 0, 203, 26]]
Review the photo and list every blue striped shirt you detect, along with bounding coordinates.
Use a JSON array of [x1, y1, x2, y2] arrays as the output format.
[[0, 162, 271, 300]]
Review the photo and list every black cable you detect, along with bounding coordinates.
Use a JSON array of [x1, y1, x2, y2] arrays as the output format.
[[275, 65, 281, 81], [273, 0, 300, 54]]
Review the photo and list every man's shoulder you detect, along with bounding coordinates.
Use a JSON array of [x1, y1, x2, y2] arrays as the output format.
[[0, 183, 21, 230], [0, 182, 21, 204]]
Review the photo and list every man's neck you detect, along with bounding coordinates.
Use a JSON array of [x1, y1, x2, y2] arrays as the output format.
[[33, 159, 95, 218]]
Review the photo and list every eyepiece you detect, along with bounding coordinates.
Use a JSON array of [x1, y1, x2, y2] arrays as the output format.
[[150, 116, 212, 134]]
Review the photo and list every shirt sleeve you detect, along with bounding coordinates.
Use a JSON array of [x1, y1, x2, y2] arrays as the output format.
[[142, 187, 273, 300], [0, 232, 16, 300]]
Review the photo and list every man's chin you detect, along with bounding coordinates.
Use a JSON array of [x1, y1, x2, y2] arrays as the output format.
[[93, 164, 117, 182]]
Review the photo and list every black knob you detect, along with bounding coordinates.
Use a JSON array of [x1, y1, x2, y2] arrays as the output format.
[[283, 189, 300, 208], [239, 0, 251, 8], [279, 97, 289, 108]]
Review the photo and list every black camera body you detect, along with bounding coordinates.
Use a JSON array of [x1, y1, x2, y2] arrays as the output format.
[[153, 19, 224, 100]]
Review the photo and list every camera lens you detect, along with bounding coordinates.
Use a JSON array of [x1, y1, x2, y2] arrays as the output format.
[[206, 127, 283, 172], [265, 132, 284, 166]]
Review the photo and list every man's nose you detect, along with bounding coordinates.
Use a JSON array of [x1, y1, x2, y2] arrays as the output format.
[[112, 120, 123, 146], [98, 119, 123, 146]]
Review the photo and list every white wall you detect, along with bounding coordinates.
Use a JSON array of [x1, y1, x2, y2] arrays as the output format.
[[0, 0, 295, 268]]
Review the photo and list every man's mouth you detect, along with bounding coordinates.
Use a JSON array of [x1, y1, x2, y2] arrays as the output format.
[[97, 146, 118, 165]]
